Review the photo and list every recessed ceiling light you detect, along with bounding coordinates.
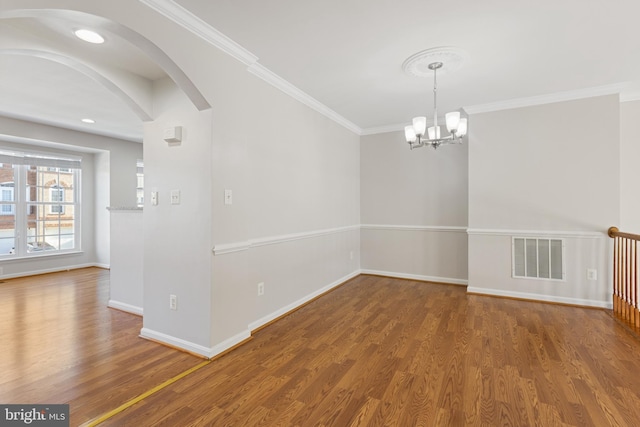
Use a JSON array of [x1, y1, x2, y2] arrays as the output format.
[[81, 118, 96, 124], [74, 29, 105, 44]]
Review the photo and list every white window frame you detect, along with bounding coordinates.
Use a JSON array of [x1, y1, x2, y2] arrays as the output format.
[[512, 236, 566, 281], [0, 151, 81, 258]]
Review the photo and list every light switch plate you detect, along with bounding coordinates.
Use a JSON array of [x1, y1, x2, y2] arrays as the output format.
[[224, 189, 233, 205], [171, 190, 180, 205]]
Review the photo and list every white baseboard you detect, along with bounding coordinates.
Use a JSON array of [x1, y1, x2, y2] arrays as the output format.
[[248, 270, 361, 332], [93, 263, 110, 269], [140, 327, 215, 358], [140, 327, 251, 359], [360, 269, 468, 286], [0, 263, 105, 280], [108, 300, 143, 316], [466, 286, 612, 309], [209, 330, 252, 358]]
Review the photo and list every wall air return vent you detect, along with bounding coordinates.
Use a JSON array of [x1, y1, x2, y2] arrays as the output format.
[[512, 237, 565, 280]]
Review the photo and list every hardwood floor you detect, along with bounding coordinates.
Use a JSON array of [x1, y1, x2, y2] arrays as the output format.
[[3, 270, 640, 426], [0, 268, 203, 426]]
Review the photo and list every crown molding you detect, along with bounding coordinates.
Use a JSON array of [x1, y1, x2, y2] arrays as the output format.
[[139, 0, 258, 66], [247, 64, 362, 135], [140, 0, 362, 135], [464, 83, 624, 115], [360, 123, 405, 136]]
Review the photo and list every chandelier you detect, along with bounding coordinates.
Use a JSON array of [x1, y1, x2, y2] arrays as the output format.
[[403, 54, 468, 149]]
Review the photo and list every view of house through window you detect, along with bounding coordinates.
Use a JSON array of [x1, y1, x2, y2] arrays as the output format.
[[0, 151, 81, 257]]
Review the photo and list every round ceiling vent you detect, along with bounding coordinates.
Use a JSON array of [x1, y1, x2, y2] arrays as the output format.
[[402, 46, 470, 77]]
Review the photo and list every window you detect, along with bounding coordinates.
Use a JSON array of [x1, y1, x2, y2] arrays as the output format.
[[0, 151, 81, 257], [513, 237, 564, 280]]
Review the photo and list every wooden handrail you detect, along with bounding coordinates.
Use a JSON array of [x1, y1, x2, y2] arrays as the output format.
[[608, 226, 640, 241], [608, 226, 640, 332]]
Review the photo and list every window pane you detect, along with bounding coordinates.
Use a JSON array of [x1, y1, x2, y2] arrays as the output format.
[[0, 164, 15, 218], [0, 213, 15, 254], [525, 238, 537, 277]]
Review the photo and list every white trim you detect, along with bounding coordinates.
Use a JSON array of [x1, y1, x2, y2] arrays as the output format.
[[140, 327, 215, 358], [466, 286, 611, 309], [213, 224, 360, 255], [251, 225, 360, 248], [212, 241, 251, 255], [108, 300, 143, 316], [361, 224, 467, 233], [248, 270, 360, 331], [247, 64, 361, 134], [464, 83, 624, 115], [620, 89, 640, 103], [361, 269, 468, 286], [360, 123, 406, 136], [139, 0, 258, 66], [467, 228, 606, 239], [0, 262, 99, 280], [140, 327, 252, 359], [209, 330, 252, 358], [93, 263, 110, 269]]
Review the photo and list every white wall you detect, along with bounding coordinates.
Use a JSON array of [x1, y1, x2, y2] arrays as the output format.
[[360, 131, 468, 283], [468, 95, 619, 307], [108, 209, 143, 314], [206, 54, 361, 352], [141, 78, 213, 353], [94, 152, 110, 267], [0, 0, 361, 358], [620, 100, 640, 233]]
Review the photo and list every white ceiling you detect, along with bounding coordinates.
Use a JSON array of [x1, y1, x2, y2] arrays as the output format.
[[2, 0, 640, 141]]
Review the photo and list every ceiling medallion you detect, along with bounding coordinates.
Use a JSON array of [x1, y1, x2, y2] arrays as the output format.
[[402, 46, 469, 78]]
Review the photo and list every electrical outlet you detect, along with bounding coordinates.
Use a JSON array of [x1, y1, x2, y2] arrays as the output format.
[[587, 269, 597, 281], [350, 251, 354, 260], [169, 294, 177, 310], [257, 282, 264, 296]]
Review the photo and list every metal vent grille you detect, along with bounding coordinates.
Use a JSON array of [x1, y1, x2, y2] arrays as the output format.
[[513, 237, 565, 280]]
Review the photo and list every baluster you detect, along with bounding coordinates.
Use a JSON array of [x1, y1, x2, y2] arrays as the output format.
[[625, 238, 629, 320], [614, 236, 618, 314], [636, 240, 640, 329]]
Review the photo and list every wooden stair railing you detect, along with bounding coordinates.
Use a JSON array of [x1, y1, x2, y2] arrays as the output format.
[[608, 226, 640, 330]]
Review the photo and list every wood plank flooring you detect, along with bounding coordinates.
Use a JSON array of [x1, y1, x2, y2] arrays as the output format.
[[3, 270, 640, 425], [0, 268, 203, 426]]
